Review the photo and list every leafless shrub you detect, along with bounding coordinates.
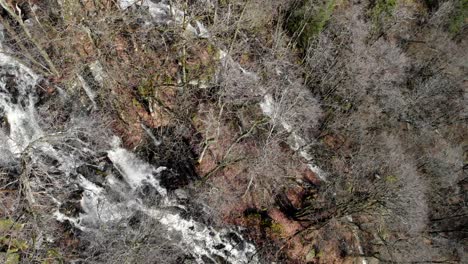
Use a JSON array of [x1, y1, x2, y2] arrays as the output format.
[[79, 215, 183, 264], [294, 0, 467, 261]]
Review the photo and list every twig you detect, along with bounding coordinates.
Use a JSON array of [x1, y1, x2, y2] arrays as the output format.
[[227, 0, 250, 56], [0, 0, 59, 76]]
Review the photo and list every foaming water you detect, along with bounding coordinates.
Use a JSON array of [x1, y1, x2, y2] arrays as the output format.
[[102, 147, 257, 263], [0, 52, 41, 155], [0, 26, 258, 264], [61, 144, 258, 263]]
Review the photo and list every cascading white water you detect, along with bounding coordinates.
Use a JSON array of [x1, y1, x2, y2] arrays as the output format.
[[0, 0, 327, 261], [69, 143, 258, 263], [0, 25, 258, 264], [105, 146, 257, 263], [0, 49, 41, 156]]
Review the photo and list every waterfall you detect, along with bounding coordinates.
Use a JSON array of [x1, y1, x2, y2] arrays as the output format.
[[0, 28, 258, 264], [0, 51, 41, 156]]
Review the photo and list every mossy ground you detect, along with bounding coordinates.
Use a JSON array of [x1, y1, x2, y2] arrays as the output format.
[[285, 0, 338, 50], [449, 0, 468, 34]]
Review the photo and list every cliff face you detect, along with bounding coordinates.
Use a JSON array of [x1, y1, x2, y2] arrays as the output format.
[[0, 0, 466, 263]]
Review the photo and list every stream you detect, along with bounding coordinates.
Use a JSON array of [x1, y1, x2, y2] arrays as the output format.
[[0, 16, 258, 264]]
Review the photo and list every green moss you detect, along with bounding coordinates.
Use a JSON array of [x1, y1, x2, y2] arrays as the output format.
[[269, 222, 283, 235], [43, 249, 64, 264], [4, 251, 20, 264], [449, 0, 468, 34], [0, 220, 28, 264], [95, 169, 108, 177], [207, 43, 218, 57], [370, 0, 397, 31], [260, 217, 273, 228], [0, 237, 28, 252], [186, 43, 218, 83], [306, 248, 324, 260], [0, 219, 23, 232], [137, 81, 154, 100], [60, 0, 83, 24], [164, 75, 173, 84], [219, 0, 229, 7], [285, 0, 337, 50], [135, 79, 156, 110], [385, 175, 398, 184], [132, 97, 141, 107], [247, 212, 262, 220], [306, 248, 316, 260], [378, 227, 390, 240], [372, 0, 397, 18]]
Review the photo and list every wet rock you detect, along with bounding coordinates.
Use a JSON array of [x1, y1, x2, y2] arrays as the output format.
[[221, 232, 245, 250], [81, 66, 101, 92], [77, 164, 106, 187], [174, 188, 189, 201], [128, 211, 144, 228], [60, 200, 83, 217], [60, 190, 84, 217], [34, 79, 57, 108], [186, 203, 215, 226], [159, 168, 191, 191], [223, 250, 231, 258], [212, 254, 229, 264], [213, 244, 225, 250], [3, 72, 20, 104], [136, 182, 163, 206], [201, 255, 216, 264], [136, 126, 200, 191], [176, 254, 197, 264]]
